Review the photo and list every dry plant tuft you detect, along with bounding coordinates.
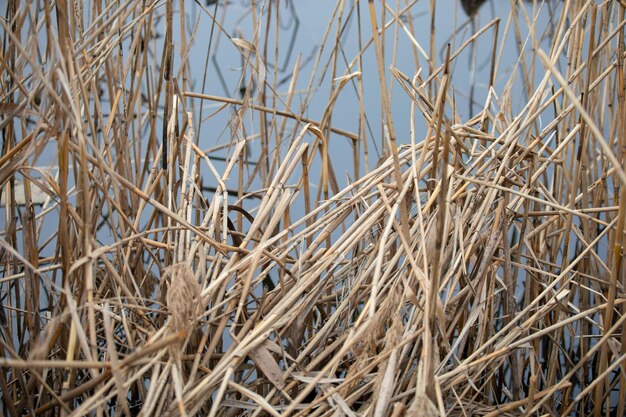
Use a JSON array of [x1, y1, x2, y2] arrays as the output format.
[[164, 263, 202, 334]]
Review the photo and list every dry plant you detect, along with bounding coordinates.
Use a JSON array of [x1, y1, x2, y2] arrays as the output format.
[[0, 0, 625, 416]]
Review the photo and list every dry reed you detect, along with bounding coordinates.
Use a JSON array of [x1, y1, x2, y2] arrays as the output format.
[[0, 0, 625, 416]]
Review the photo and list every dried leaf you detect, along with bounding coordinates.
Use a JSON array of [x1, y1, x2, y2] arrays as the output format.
[[232, 38, 256, 54], [406, 394, 439, 417], [248, 341, 285, 390], [0, 102, 37, 118], [0, 103, 20, 115]]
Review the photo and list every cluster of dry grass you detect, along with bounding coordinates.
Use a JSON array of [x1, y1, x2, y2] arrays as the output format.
[[1, 0, 626, 415]]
